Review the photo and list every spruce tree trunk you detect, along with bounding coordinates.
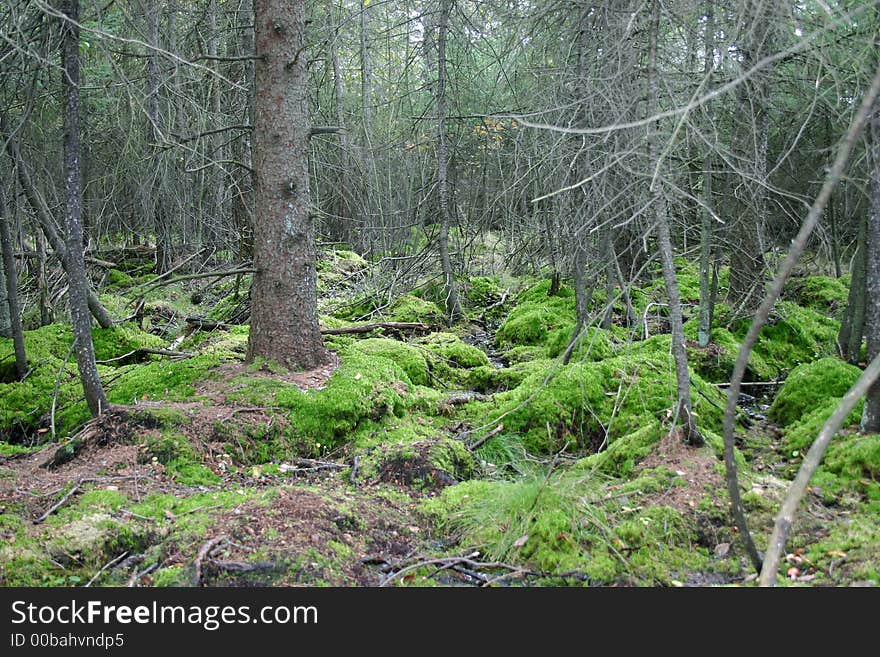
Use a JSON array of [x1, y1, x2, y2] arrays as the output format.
[[61, 0, 108, 417], [247, 0, 329, 371], [647, 0, 700, 445]]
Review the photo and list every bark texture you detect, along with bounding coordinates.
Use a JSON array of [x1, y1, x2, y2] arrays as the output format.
[[247, 0, 329, 370]]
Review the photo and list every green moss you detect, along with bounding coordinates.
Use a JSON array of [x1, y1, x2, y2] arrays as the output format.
[[546, 326, 614, 361], [138, 429, 220, 485], [824, 433, 880, 482], [784, 398, 864, 452], [770, 357, 862, 426], [388, 295, 444, 324], [106, 354, 222, 406], [468, 348, 724, 454], [417, 332, 489, 369], [349, 338, 430, 386], [783, 275, 849, 315], [152, 565, 188, 587], [423, 466, 710, 584], [496, 281, 575, 348], [682, 321, 775, 382], [0, 323, 172, 436], [732, 301, 840, 378], [106, 268, 134, 288]]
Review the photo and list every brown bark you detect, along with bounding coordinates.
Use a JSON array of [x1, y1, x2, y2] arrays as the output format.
[[247, 0, 328, 371], [61, 0, 108, 417]]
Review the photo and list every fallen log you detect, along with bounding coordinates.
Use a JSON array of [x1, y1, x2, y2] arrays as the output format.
[[320, 321, 430, 335]]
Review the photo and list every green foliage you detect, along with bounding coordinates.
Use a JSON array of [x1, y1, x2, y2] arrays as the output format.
[[0, 323, 170, 436], [770, 357, 862, 426], [388, 295, 444, 324]]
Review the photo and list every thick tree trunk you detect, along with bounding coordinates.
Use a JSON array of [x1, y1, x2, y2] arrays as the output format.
[[61, 0, 108, 417], [436, 0, 462, 321], [0, 184, 26, 378], [647, 0, 700, 445], [247, 0, 328, 371], [863, 90, 880, 432]]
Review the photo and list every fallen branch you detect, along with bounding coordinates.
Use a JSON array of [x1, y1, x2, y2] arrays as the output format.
[[127, 563, 158, 588], [33, 479, 85, 524], [379, 553, 534, 587], [186, 316, 228, 331], [442, 392, 488, 406], [320, 321, 430, 335], [466, 423, 504, 451], [192, 536, 227, 586], [96, 347, 193, 364], [210, 560, 276, 573], [141, 267, 255, 293]]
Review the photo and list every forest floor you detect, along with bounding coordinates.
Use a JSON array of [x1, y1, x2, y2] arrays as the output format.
[[1, 247, 878, 587]]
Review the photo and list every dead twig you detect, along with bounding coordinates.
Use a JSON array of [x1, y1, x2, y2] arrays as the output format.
[[33, 479, 85, 524], [466, 423, 504, 451], [349, 455, 360, 486], [193, 536, 227, 586], [85, 551, 130, 587]]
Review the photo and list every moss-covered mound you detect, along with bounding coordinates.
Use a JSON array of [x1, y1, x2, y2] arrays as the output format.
[[783, 275, 849, 315], [348, 338, 430, 387], [769, 357, 862, 427], [733, 301, 840, 378], [0, 323, 184, 437], [465, 343, 725, 455], [422, 465, 713, 584], [495, 280, 575, 348]]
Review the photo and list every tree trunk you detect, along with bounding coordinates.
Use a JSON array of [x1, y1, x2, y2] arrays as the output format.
[[647, 0, 700, 445], [436, 0, 462, 321], [0, 184, 27, 379], [61, 0, 108, 417], [839, 213, 866, 364], [247, 0, 329, 371], [1, 119, 114, 329], [862, 87, 880, 432], [697, 0, 715, 348], [0, 229, 9, 338], [727, 0, 773, 310]]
